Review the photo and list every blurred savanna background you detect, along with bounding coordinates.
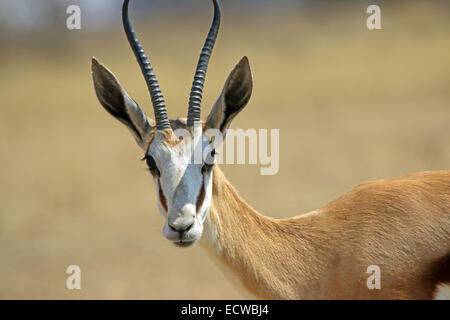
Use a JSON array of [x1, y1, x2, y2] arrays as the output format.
[[0, 0, 449, 299]]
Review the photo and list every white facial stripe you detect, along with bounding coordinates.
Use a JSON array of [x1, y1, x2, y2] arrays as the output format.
[[148, 133, 214, 245]]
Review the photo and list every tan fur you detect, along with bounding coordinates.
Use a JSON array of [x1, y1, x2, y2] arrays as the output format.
[[205, 167, 450, 299], [144, 119, 208, 151]]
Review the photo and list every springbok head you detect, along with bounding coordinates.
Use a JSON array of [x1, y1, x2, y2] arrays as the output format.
[[92, 0, 252, 247]]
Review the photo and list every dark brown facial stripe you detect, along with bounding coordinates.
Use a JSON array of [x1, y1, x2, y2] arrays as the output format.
[[196, 179, 206, 213], [158, 181, 168, 212]]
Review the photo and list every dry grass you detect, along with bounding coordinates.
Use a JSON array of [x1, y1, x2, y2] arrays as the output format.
[[0, 2, 449, 299]]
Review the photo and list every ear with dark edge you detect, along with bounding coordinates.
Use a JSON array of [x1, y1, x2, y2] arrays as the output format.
[[206, 56, 253, 134], [91, 57, 153, 149]]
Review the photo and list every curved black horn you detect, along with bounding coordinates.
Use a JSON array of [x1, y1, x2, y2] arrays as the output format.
[[187, 0, 221, 127], [122, 0, 171, 131]]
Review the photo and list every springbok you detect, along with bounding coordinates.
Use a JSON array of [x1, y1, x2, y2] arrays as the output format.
[[92, 0, 449, 299]]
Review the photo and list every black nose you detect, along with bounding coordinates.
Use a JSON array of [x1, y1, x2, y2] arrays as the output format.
[[169, 222, 194, 233]]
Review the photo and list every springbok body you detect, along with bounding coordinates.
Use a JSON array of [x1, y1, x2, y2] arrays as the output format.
[[92, 0, 449, 299], [203, 167, 449, 299]]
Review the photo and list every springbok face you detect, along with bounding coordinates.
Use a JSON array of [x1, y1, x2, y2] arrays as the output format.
[[92, 0, 252, 247]]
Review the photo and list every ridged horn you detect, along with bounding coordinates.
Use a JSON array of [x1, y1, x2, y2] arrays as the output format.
[[122, 0, 171, 131], [187, 0, 221, 127]]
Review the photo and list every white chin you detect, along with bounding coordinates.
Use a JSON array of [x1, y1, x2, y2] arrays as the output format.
[[162, 222, 204, 246]]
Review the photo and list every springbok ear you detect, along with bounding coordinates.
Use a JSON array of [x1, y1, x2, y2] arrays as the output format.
[[91, 57, 153, 149], [206, 56, 253, 134]]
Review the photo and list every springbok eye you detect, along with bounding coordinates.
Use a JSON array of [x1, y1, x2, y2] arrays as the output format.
[[202, 149, 215, 173], [145, 155, 160, 176]]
